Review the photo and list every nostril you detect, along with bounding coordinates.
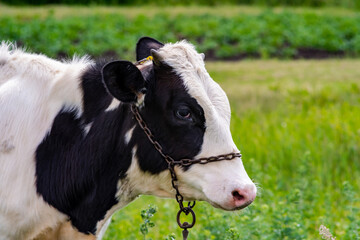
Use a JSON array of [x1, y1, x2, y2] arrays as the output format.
[[229, 185, 256, 209], [232, 190, 245, 201]]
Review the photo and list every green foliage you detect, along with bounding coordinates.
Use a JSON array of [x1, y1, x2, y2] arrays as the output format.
[[225, 228, 241, 240], [1, 11, 360, 60], [164, 233, 176, 240], [342, 182, 360, 240], [139, 205, 157, 240]]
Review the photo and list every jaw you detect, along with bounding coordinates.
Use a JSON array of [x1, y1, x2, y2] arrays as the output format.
[[126, 148, 256, 211], [126, 163, 256, 212]]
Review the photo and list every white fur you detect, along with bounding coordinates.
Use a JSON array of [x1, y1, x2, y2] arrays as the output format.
[[124, 126, 135, 145], [83, 122, 93, 135], [105, 98, 120, 112], [126, 146, 175, 198], [95, 146, 173, 237], [96, 218, 111, 240], [0, 42, 91, 239]]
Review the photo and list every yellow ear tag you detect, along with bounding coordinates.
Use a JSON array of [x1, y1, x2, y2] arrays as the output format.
[[136, 56, 153, 65]]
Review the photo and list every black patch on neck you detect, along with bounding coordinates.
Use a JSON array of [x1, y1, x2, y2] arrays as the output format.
[[35, 61, 135, 234], [35, 60, 207, 235], [81, 60, 113, 124]]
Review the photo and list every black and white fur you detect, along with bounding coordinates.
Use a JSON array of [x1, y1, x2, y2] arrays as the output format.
[[0, 37, 256, 240]]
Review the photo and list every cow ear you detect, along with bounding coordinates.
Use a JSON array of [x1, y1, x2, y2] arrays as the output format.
[[102, 61, 146, 103], [136, 37, 164, 61], [150, 49, 164, 67]]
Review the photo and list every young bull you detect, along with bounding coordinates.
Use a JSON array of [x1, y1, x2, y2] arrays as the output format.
[[0, 37, 256, 240]]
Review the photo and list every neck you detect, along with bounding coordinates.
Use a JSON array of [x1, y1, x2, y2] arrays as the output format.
[[35, 61, 174, 235], [35, 62, 139, 234]]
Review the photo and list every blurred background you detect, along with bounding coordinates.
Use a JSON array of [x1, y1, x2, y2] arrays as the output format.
[[1, 0, 359, 239]]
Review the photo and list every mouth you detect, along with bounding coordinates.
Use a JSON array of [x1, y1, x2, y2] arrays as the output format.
[[206, 198, 254, 211], [182, 191, 254, 211], [207, 200, 242, 211]]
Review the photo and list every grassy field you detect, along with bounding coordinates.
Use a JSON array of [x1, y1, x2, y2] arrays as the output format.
[[2, 5, 360, 60], [0, 4, 358, 18], [103, 60, 360, 240], [1, 4, 359, 239]]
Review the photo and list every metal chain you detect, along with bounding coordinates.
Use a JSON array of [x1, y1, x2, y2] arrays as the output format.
[[131, 104, 241, 238], [131, 105, 241, 168]]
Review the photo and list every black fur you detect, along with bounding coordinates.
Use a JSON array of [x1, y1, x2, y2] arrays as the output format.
[[136, 37, 164, 61], [36, 63, 136, 233], [82, 60, 112, 124], [136, 64, 206, 173], [35, 37, 206, 234], [102, 61, 146, 103]]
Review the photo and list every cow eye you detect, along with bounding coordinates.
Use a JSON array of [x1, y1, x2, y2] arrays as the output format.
[[176, 107, 192, 121]]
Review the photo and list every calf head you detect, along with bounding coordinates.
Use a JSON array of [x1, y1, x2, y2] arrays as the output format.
[[102, 37, 256, 211]]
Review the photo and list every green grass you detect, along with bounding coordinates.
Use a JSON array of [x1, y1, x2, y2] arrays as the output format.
[[0, 4, 358, 18], [104, 60, 360, 240]]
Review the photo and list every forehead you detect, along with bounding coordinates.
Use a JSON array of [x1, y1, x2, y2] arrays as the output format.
[[157, 41, 231, 125], [152, 64, 191, 108]]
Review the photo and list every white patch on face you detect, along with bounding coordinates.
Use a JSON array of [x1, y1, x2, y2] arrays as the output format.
[[105, 98, 120, 112], [124, 125, 135, 145], [154, 41, 257, 210]]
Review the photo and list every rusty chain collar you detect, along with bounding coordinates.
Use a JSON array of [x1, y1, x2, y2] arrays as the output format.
[[131, 104, 241, 239]]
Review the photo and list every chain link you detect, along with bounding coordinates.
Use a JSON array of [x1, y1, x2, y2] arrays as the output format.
[[131, 105, 241, 231]]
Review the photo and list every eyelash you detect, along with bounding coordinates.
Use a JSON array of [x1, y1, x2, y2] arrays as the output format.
[[175, 107, 192, 121]]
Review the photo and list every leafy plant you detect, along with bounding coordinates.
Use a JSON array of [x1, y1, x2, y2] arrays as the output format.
[[1, 11, 360, 60], [140, 205, 158, 240]]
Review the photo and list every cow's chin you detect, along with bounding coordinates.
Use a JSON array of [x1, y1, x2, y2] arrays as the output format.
[[179, 195, 246, 212], [177, 189, 246, 212], [207, 201, 239, 211], [147, 190, 174, 199], [207, 200, 251, 211]]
